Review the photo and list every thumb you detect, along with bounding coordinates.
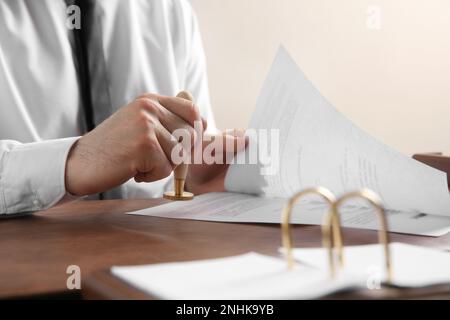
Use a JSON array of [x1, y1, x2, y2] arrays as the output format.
[[223, 132, 248, 153], [201, 129, 248, 156], [222, 129, 248, 153]]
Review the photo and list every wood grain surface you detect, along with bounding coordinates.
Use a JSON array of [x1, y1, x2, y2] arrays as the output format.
[[1, 198, 449, 299]]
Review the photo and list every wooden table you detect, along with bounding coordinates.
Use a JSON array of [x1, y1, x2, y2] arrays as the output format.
[[1, 199, 450, 299]]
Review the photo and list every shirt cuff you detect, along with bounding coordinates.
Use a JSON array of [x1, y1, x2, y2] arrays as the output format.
[[0, 137, 79, 214]]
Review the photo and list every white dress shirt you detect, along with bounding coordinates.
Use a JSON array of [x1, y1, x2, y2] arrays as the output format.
[[0, 0, 215, 215]]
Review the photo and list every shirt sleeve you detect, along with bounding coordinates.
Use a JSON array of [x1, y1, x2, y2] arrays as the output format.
[[0, 137, 79, 215]]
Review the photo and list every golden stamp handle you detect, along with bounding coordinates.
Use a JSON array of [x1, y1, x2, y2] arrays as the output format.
[[163, 91, 195, 201]]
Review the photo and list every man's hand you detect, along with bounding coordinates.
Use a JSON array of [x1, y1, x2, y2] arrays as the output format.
[[185, 129, 248, 195], [65, 94, 203, 196]]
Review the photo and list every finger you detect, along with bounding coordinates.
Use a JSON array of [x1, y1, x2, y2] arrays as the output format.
[[155, 123, 190, 166], [157, 107, 197, 148], [203, 132, 248, 153], [223, 128, 246, 138], [202, 117, 208, 132], [220, 134, 247, 165], [222, 134, 248, 153], [134, 163, 171, 182], [139, 93, 201, 126], [200, 134, 247, 166], [135, 142, 173, 182]]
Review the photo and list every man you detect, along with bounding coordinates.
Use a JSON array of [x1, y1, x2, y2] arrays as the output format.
[[0, 0, 245, 215]]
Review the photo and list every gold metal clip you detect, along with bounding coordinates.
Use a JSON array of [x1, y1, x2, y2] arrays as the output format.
[[282, 187, 392, 283], [281, 187, 343, 278], [329, 189, 393, 283]]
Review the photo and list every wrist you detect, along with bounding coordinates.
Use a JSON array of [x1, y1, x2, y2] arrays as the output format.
[[65, 138, 98, 196], [65, 139, 83, 196]]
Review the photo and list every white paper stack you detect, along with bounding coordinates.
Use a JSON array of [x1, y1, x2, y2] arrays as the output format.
[[111, 253, 356, 300], [111, 243, 450, 299], [291, 242, 450, 288]]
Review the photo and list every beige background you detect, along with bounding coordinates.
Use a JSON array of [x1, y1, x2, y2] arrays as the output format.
[[191, 0, 450, 155]]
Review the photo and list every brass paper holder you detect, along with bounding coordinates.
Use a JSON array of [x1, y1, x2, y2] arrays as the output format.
[[281, 187, 392, 283]]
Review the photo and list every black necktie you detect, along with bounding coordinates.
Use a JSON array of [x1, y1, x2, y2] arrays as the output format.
[[66, 0, 123, 199]]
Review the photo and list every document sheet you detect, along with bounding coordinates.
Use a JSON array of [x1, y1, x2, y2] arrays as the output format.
[[111, 244, 450, 299], [291, 242, 450, 287], [127, 47, 450, 236], [128, 192, 450, 236], [225, 46, 450, 217], [111, 253, 357, 300]]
